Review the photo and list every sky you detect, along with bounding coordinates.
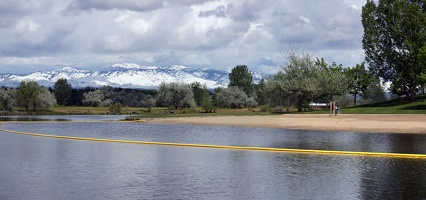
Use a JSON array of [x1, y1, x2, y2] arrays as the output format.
[[0, 0, 367, 74]]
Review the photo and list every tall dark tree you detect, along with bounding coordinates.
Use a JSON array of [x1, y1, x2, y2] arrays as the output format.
[[191, 82, 203, 106], [255, 78, 268, 106], [228, 65, 254, 96], [362, 0, 426, 101], [200, 84, 214, 112], [54, 78, 72, 106], [344, 62, 375, 106]]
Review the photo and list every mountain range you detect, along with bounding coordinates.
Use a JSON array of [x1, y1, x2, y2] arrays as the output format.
[[0, 63, 268, 89]]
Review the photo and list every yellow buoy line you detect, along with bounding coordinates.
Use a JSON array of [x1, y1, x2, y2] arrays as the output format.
[[1, 125, 426, 159]]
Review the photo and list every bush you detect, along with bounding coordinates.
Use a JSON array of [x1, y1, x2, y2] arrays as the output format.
[[260, 105, 270, 112], [109, 103, 123, 114]]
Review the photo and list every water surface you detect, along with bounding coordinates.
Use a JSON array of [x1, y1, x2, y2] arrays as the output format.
[[0, 119, 425, 199]]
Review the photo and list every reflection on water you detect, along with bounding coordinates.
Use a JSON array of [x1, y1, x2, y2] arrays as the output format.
[[3, 122, 426, 154], [0, 121, 425, 199], [0, 115, 127, 122]]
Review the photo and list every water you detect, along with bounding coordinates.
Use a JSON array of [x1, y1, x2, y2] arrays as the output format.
[[0, 116, 425, 199], [0, 115, 127, 122]]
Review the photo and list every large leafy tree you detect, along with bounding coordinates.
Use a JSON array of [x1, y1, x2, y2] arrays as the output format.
[[155, 82, 196, 109], [277, 51, 319, 112], [36, 88, 57, 111], [215, 86, 257, 109], [315, 58, 348, 102], [362, 78, 388, 104], [82, 86, 117, 107], [54, 78, 72, 106], [343, 62, 375, 106], [362, 0, 426, 101], [17, 80, 43, 112], [0, 88, 16, 112], [228, 65, 254, 96], [17, 80, 56, 112]]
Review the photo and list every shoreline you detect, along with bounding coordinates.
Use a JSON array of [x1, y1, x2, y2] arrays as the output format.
[[148, 114, 426, 134]]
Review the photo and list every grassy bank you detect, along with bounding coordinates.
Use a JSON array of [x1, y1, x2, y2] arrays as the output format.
[[341, 94, 426, 114], [30, 94, 426, 117], [309, 94, 426, 114], [47, 106, 275, 117]]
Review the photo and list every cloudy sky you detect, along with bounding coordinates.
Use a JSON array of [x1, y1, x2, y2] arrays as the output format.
[[0, 0, 367, 74]]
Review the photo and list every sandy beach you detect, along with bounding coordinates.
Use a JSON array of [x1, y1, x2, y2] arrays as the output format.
[[149, 114, 426, 134]]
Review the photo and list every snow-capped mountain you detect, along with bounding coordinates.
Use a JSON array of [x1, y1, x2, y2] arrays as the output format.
[[0, 63, 269, 89]]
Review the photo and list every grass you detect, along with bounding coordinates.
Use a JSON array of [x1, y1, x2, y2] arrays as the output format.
[[310, 94, 426, 114], [50, 106, 142, 115], [42, 94, 426, 117]]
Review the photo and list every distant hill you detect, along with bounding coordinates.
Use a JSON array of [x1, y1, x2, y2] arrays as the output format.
[[0, 63, 269, 89]]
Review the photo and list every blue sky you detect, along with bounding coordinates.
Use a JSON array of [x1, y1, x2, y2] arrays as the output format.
[[0, 0, 367, 74]]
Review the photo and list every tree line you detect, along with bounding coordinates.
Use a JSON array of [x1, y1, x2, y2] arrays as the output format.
[[0, 57, 388, 114]]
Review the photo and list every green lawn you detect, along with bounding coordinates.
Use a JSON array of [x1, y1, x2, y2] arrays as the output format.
[[332, 94, 426, 114]]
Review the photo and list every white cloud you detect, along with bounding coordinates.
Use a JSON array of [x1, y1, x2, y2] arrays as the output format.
[[0, 0, 368, 74]]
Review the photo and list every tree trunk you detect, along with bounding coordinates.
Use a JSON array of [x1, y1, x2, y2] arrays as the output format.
[[297, 94, 303, 112], [353, 93, 357, 106], [408, 85, 417, 102]]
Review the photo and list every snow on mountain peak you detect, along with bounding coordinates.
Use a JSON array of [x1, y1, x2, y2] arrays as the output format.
[[0, 63, 267, 89], [168, 65, 187, 70], [61, 66, 75, 71], [112, 63, 158, 70], [112, 63, 142, 69]]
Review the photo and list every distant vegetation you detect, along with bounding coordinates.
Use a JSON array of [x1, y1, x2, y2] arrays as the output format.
[[0, 59, 415, 116]]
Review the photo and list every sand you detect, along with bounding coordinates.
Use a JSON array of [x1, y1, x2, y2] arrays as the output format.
[[148, 114, 426, 134]]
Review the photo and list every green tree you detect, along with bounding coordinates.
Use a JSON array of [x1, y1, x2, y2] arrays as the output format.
[[81, 86, 116, 107], [0, 88, 16, 112], [212, 87, 222, 107], [267, 74, 291, 110], [278, 51, 319, 112], [229, 65, 254, 96], [343, 62, 375, 106], [200, 84, 215, 112], [155, 82, 196, 109], [417, 44, 426, 93], [255, 79, 268, 106], [17, 80, 43, 112], [17, 80, 56, 112], [36, 88, 57, 111], [109, 102, 123, 114], [362, 0, 426, 101], [215, 86, 257, 109], [315, 58, 348, 102], [191, 82, 203, 106], [361, 78, 388, 104], [53, 78, 72, 106]]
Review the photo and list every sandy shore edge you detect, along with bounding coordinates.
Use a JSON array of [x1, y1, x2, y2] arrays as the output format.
[[147, 114, 426, 134]]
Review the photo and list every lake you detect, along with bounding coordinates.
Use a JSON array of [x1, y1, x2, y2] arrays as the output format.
[[0, 116, 425, 199]]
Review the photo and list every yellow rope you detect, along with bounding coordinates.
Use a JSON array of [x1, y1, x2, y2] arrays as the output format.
[[1, 127, 426, 159]]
